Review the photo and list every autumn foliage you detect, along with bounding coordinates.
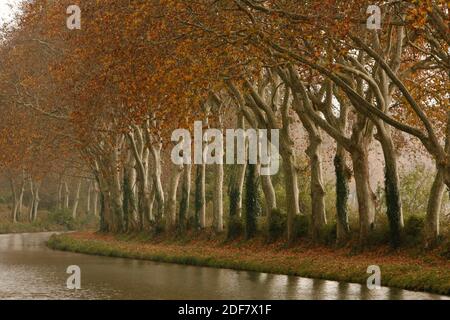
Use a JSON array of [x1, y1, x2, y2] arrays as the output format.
[[0, 0, 448, 248]]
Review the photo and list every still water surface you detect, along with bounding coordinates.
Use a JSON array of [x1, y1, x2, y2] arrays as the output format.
[[0, 232, 448, 300]]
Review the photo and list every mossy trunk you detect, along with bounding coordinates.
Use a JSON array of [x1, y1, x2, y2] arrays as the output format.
[[228, 170, 240, 218], [377, 125, 403, 248], [178, 164, 191, 233], [244, 164, 258, 239], [334, 147, 350, 243], [99, 191, 109, 232], [122, 169, 137, 232], [194, 165, 203, 229]]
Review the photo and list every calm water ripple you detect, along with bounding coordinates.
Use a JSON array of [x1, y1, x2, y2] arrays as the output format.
[[0, 232, 448, 300]]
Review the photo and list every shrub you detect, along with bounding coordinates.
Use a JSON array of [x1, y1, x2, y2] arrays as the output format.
[[403, 215, 425, 246], [263, 211, 311, 242], [150, 218, 165, 235], [47, 209, 76, 230], [77, 213, 98, 229], [399, 165, 434, 217], [265, 208, 287, 242], [293, 214, 310, 239], [227, 215, 243, 240], [186, 216, 199, 231], [367, 214, 391, 246], [318, 222, 337, 245], [440, 240, 450, 259]]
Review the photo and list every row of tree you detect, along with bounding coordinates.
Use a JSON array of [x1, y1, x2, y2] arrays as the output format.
[[0, 0, 448, 248]]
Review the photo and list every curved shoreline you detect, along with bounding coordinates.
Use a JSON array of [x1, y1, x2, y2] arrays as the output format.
[[0, 224, 67, 235], [47, 232, 450, 296]]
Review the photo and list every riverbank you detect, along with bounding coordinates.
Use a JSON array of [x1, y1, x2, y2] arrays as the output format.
[[0, 221, 66, 234], [47, 231, 450, 296], [0, 207, 98, 235]]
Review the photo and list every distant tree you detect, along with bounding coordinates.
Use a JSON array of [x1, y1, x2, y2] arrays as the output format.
[[244, 164, 259, 239]]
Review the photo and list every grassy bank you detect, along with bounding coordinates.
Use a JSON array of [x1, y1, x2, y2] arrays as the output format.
[[0, 207, 98, 234], [0, 221, 68, 234], [48, 231, 450, 296]]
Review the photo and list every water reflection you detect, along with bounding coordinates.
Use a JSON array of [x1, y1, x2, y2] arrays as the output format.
[[0, 232, 448, 300]]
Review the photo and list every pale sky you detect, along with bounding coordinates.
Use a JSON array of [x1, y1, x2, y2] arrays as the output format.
[[0, 0, 21, 25]]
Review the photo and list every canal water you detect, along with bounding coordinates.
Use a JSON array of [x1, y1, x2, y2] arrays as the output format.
[[0, 232, 448, 300]]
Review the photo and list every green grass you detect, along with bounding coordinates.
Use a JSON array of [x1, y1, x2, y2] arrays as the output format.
[[47, 232, 450, 296], [0, 221, 65, 234], [0, 207, 98, 234]]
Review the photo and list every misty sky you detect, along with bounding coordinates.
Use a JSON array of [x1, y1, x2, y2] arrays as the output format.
[[0, 0, 20, 25]]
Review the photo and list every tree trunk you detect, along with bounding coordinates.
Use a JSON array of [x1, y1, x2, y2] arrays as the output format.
[[122, 166, 133, 232], [150, 144, 165, 224], [101, 190, 112, 232], [334, 146, 350, 243], [194, 165, 203, 228], [179, 163, 191, 232], [129, 162, 140, 231], [96, 172, 112, 232], [425, 165, 445, 247], [376, 125, 404, 247], [29, 178, 35, 222], [57, 176, 63, 210], [106, 174, 123, 232], [444, 111, 450, 189], [9, 177, 18, 223], [72, 179, 82, 219], [260, 174, 276, 219], [234, 112, 248, 218], [282, 153, 301, 244], [93, 182, 99, 217], [127, 132, 150, 230], [213, 162, 224, 232], [98, 145, 125, 233], [244, 164, 258, 239], [166, 164, 184, 229], [351, 147, 376, 246], [280, 106, 300, 244], [110, 158, 124, 233], [136, 176, 150, 230], [198, 162, 207, 228], [148, 187, 156, 223], [306, 135, 327, 240], [295, 100, 327, 240], [32, 185, 40, 222], [64, 182, 70, 209], [17, 177, 25, 220], [87, 180, 92, 214], [228, 161, 247, 218]]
